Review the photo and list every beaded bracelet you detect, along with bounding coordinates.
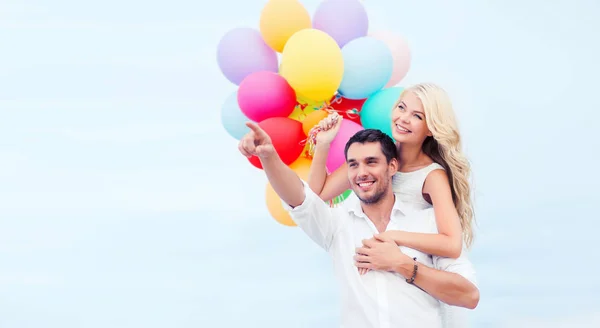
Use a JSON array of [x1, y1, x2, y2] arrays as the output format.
[[406, 257, 418, 284]]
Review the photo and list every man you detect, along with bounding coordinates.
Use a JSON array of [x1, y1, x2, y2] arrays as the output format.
[[239, 123, 479, 327]]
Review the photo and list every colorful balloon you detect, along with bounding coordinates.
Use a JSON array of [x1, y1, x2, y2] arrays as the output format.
[[265, 183, 297, 226], [288, 94, 324, 122], [280, 28, 344, 102], [217, 28, 278, 85], [248, 117, 306, 169], [302, 109, 329, 136], [259, 0, 311, 52], [238, 71, 297, 122], [338, 37, 393, 100], [313, 0, 368, 48], [370, 31, 411, 87], [220, 91, 253, 140], [328, 95, 366, 125], [326, 119, 364, 173], [360, 87, 404, 138], [330, 189, 353, 206]]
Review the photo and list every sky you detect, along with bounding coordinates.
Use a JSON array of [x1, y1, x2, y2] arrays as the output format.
[[1, 0, 599, 327]]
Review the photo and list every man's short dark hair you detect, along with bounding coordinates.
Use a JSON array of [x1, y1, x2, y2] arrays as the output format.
[[344, 129, 398, 163]]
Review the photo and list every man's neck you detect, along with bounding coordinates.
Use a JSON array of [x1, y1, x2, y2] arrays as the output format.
[[361, 191, 395, 233]]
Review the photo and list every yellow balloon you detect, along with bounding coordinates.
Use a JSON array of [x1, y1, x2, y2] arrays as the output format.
[[265, 156, 313, 227], [259, 0, 311, 53], [280, 29, 344, 102], [297, 94, 327, 110], [266, 184, 297, 226], [288, 94, 326, 122], [288, 105, 308, 122]]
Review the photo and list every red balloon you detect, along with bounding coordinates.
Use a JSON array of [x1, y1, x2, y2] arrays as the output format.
[[248, 117, 306, 169], [328, 96, 365, 125]]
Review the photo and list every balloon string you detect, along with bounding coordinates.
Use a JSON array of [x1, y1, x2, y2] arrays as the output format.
[[298, 125, 321, 158], [320, 105, 360, 119], [316, 99, 360, 119], [297, 96, 361, 158]]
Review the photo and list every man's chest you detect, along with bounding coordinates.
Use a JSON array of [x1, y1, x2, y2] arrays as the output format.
[[333, 214, 437, 265]]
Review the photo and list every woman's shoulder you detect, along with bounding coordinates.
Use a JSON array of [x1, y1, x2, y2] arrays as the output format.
[[392, 162, 447, 206]]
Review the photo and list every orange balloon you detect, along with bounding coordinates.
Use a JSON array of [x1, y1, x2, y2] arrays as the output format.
[[289, 155, 312, 180], [302, 109, 329, 136], [266, 184, 297, 226], [265, 155, 313, 226]]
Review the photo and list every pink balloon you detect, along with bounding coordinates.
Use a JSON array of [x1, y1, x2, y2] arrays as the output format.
[[238, 71, 297, 122], [370, 31, 411, 87], [326, 120, 364, 173]]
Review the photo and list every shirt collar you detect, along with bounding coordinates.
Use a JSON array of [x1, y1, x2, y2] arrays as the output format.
[[345, 191, 412, 219]]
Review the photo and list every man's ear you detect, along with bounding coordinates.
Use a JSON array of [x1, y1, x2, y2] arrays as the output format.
[[389, 158, 399, 176]]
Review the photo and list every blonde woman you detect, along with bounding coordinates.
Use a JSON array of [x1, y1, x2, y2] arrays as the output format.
[[309, 82, 475, 262]]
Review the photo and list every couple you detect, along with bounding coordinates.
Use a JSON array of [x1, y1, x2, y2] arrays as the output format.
[[238, 83, 479, 327]]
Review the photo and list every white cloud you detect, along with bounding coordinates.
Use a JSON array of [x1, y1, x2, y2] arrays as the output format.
[[0, 151, 27, 178], [504, 312, 600, 328], [59, 122, 204, 143], [0, 162, 267, 215], [0, 2, 48, 18], [0, 273, 58, 286]]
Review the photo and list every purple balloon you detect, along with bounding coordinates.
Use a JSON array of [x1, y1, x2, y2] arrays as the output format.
[[217, 28, 279, 85], [313, 0, 368, 48]]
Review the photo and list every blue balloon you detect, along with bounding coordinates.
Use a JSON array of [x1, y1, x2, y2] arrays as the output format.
[[360, 87, 404, 138], [338, 37, 393, 100], [221, 91, 253, 140]]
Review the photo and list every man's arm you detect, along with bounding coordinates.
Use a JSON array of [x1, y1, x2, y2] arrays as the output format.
[[394, 259, 480, 309], [239, 122, 305, 207], [261, 153, 306, 207], [239, 122, 340, 250], [261, 150, 341, 251], [355, 236, 479, 309]]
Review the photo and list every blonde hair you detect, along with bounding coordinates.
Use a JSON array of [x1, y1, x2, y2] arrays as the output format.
[[397, 83, 475, 248]]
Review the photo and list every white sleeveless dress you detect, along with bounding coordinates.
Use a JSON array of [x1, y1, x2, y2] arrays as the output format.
[[392, 163, 471, 328]]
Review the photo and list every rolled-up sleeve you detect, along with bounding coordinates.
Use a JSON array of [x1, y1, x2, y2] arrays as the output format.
[[433, 248, 478, 287], [281, 180, 342, 252]]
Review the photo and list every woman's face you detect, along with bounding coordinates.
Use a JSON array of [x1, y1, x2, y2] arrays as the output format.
[[390, 91, 432, 145]]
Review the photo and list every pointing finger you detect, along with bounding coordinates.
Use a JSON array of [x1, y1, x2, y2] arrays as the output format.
[[246, 121, 267, 139]]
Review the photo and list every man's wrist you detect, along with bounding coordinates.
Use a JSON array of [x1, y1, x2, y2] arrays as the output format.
[[394, 257, 415, 279], [259, 150, 280, 162]]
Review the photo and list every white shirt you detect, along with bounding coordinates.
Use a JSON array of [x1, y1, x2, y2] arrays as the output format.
[[283, 181, 477, 328]]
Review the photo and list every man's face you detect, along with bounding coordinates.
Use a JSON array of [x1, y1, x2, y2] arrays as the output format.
[[346, 142, 396, 204]]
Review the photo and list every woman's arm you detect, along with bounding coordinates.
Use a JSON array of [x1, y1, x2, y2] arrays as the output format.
[[383, 169, 463, 258], [354, 235, 479, 309], [306, 115, 351, 202], [307, 145, 350, 201]]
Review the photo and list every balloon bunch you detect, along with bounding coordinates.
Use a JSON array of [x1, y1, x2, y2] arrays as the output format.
[[218, 0, 411, 227]]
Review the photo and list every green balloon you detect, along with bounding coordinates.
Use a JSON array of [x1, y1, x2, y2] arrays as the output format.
[[338, 189, 352, 201], [329, 189, 354, 207], [360, 87, 404, 138]]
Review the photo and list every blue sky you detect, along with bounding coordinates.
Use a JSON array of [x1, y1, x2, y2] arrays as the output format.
[[1, 0, 599, 327]]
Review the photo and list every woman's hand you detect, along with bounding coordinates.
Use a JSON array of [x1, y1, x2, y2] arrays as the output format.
[[315, 112, 343, 145]]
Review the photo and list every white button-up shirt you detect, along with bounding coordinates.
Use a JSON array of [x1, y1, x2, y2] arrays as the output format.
[[283, 181, 477, 328]]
